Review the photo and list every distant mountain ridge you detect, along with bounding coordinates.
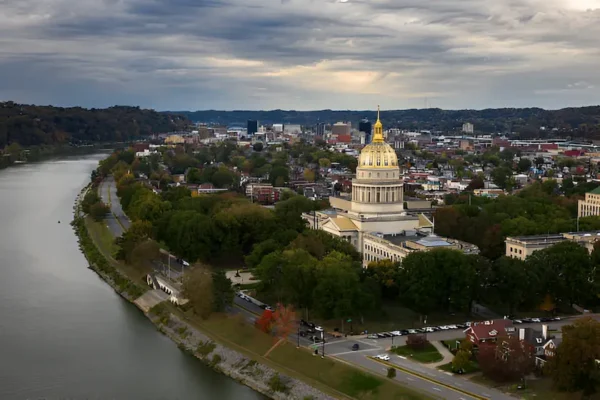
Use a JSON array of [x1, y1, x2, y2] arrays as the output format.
[[0, 102, 189, 148], [172, 106, 600, 138]]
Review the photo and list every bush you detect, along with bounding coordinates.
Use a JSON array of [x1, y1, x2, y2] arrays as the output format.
[[406, 334, 428, 350], [268, 373, 290, 394], [197, 340, 216, 357], [90, 201, 110, 221], [387, 367, 396, 379], [211, 354, 222, 366]]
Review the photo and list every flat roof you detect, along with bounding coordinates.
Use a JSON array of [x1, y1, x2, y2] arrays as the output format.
[[508, 234, 565, 242]]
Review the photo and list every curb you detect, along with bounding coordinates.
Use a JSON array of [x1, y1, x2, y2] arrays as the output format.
[[367, 356, 487, 399]]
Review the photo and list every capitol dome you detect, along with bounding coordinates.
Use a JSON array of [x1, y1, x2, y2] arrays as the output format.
[[358, 107, 398, 169]]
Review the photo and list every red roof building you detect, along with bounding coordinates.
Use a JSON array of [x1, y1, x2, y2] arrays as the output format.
[[465, 319, 516, 346], [563, 150, 586, 157]]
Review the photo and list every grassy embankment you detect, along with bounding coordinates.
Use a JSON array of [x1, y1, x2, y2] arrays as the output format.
[[391, 343, 443, 363]]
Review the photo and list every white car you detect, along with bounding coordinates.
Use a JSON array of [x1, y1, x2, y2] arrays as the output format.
[[367, 334, 379, 339], [390, 331, 401, 336], [423, 327, 435, 333], [314, 326, 324, 332], [447, 325, 458, 329], [531, 318, 541, 323], [407, 329, 418, 334], [376, 354, 390, 361], [438, 325, 449, 330]]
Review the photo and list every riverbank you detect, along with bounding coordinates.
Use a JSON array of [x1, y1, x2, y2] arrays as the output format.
[[71, 184, 337, 400]]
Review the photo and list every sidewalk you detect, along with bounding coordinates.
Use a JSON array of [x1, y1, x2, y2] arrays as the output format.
[[427, 340, 454, 368]]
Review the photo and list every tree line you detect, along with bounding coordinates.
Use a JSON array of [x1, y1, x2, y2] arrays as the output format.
[[0, 101, 189, 148]]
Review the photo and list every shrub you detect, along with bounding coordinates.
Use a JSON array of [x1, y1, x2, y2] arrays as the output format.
[[268, 373, 290, 394], [387, 367, 396, 378], [406, 334, 428, 350], [197, 340, 216, 357], [211, 354, 222, 366]]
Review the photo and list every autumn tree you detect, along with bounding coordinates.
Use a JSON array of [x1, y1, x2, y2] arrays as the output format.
[[264, 304, 297, 357], [478, 336, 535, 382], [303, 169, 316, 182], [547, 317, 600, 396], [256, 309, 274, 333]]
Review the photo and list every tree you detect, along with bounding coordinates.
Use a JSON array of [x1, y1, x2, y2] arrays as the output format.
[[303, 169, 316, 182], [491, 166, 514, 190], [387, 368, 396, 378], [526, 241, 595, 307], [493, 256, 539, 314], [547, 317, 600, 396], [129, 240, 160, 270], [319, 158, 331, 168], [264, 303, 297, 357], [364, 259, 401, 300], [478, 335, 535, 382], [256, 309, 275, 333], [452, 349, 471, 372], [274, 195, 314, 231], [253, 142, 264, 152], [517, 158, 532, 173], [465, 176, 485, 191], [406, 334, 428, 350], [82, 190, 102, 214], [182, 265, 214, 319], [89, 201, 110, 221], [212, 269, 234, 312], [270, 166, 289, 186]]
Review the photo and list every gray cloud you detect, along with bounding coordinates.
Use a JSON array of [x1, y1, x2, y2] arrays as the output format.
[[1, 0, 599, 110]]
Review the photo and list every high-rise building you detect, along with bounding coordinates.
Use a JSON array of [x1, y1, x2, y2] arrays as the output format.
[[332, 122, 351, 137], [247, 120, 258, 136], [359, 118, 372, 144], [315, 123, 326, 137], [462, 122, 474, 134]]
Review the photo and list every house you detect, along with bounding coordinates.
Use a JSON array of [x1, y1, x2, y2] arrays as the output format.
[[536, 336, 562, 367], [464, 319, 516, 345]]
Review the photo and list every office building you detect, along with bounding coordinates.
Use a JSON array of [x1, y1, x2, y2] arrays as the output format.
[[462, 122, 474, 134], [247, 120, 258, 136], [332, 122, 351, 137], [359, 118, 372, 144], [315, 123, 326, 137]]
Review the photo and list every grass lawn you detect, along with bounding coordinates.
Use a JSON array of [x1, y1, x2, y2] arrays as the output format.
[[85, 217, 151, 285], [470, 375, 599, 400], [391, 343, 443, 363], [174, 308, 430, 400], [438, 361, 479, 374], [441, 339, 463, 352]]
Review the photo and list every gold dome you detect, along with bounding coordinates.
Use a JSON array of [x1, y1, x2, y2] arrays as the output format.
[[358, 106, 398, 169]]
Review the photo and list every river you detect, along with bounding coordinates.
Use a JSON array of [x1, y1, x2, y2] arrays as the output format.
[[0, 154, 264, 400]]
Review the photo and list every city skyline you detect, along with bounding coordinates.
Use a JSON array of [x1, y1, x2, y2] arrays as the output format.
[[2, 0, 600, 111]]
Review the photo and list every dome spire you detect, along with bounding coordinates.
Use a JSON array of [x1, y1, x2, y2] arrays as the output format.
[[372, 105, 384, 143]]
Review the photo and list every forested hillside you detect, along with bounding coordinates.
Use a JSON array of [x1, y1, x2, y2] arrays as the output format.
[[0, 102, 190, 148], [175, 106, 600, 138]]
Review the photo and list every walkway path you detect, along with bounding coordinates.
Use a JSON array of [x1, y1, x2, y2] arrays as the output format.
[[427, 340, 454, 368]]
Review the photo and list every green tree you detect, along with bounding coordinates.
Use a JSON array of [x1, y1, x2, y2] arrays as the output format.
[[548, 317, 600, 396], [274, 195, 314, 231], [212, 269, 234, 312], [491, 166, 514, 190], [452, 349, 471, 372], [252, 142, 264, 152], [270, 166, 289, 186], [318, 158, 331, 168], [517, 158, 532, 173], [493, 256, 540, 314], [364, 259, 401, 300], [526, 241, 595, 307], [89, 201, 110, 221], [183, 265, 214, 319], [82, 190, 102, 214]]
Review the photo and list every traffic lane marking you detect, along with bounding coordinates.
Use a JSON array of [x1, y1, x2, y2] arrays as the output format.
[[366, 356, 486, 400]]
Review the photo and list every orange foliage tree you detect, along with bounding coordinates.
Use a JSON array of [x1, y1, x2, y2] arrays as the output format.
[[256, 309, 274, 334], [264, 303, 297, 357]]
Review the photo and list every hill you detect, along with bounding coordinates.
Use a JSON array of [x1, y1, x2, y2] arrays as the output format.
[[174, 106, 600, 138], [0, 102, 190, 148]]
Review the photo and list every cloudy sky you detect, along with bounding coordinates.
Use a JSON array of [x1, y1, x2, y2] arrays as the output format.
[[1, 0, 600, 111]]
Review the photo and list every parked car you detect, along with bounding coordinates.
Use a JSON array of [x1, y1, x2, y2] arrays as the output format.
[[390, 331, 401, 336], [513, 319, 523, 324], [423, 327, 435, 333], [376, 333, 387, 338], [367, 334, 379, 339], [400, 330, 410, 335], [300, 319, 308, 326], [531, 318, 541, 323], [314, 326, 324, 332], [264, 306, 274, 312], [447, 325, 458, 329], [376, 354, 390, 361], [352, 343, 359, 351], [407, 329, 419, 334]]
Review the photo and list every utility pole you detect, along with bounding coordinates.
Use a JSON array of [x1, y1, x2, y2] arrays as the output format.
[[297, 326, 300, 348], [321, 331, 325, 358]]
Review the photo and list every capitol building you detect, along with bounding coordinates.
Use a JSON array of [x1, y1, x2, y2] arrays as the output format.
[[304, 107, 479, 266]]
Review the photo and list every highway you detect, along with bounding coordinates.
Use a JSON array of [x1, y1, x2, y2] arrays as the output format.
[[99, 178, 124, 237]]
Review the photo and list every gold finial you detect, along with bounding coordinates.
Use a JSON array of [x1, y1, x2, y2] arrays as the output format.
[[377, 105, 380, 122], [372, 105, 383, 142]]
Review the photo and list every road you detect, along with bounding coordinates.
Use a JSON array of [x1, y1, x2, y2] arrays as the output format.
[[99, 178, 124, 237]]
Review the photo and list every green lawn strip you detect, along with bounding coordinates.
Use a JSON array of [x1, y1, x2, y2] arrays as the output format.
[[469, 375, 590, 400], [171, 309, 431, 400], [84, 216, 150, 286], [437, 361, 480, 374], [391, 343, 444, 363]]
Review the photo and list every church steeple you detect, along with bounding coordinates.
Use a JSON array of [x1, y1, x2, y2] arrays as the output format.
[[372, 105, 384, 143]]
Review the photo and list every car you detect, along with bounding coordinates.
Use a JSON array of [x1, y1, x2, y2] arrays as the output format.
[[423, 327, 435, 333], [376, 333, 387, 338], [540, 317, 552, 322], [381, 332, 392, 337], [531, 318, 541, 323], [352, 343, 360, 351], [522, 318, 533, 323], [314, 326, 324, 332], [552, 317, 562, 321], [407, 329, 418, 334], [438, 325, 449, 330], [367, 334, 379, 339], [264, 306, 274, 312], [300, 319, 308, 326], [390, 331, 401, 336], [400, 330, 410, 335], [513, 319, 523, 324], [376, 354, 390, 361], [456, 324, 466, 329], [447, 324, 458, 329]]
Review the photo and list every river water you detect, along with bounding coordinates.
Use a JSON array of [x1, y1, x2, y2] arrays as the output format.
[[0, 154, 264, 400]]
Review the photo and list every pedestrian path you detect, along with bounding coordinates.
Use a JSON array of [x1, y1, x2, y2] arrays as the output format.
[[427, 340, 454, 368]]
